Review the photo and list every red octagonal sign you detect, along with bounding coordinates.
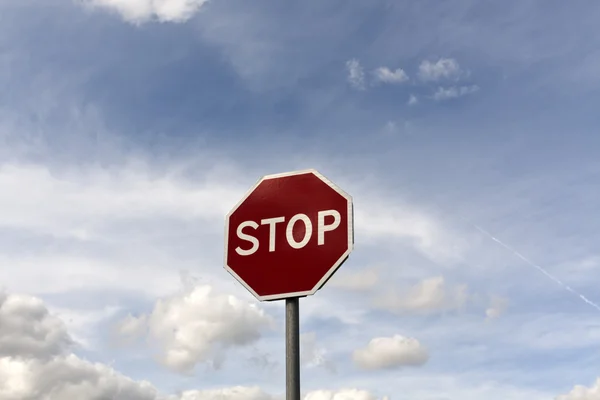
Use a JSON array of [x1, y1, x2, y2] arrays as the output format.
[[224, 169, 354, 301]]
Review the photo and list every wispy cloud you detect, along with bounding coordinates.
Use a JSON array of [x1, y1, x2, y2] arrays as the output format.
[[329, 268, 379, 292], [300, 332, 336, 373], [83, 0, 210, 24], [433, 85, 479, 101], [373, 276, 469, 315], [372, 66, 409, 84], [355, 202, 468, 263], [408, 94, 418, 105], [346, 59, 366, 90], [418, 58, 462, 82], [0, 162, 240, 239]]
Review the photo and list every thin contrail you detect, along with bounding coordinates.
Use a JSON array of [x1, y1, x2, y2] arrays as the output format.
[[473, 224, 600, 313]]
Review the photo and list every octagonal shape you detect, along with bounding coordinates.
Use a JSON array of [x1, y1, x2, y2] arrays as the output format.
[[224, 169, 354, 301]]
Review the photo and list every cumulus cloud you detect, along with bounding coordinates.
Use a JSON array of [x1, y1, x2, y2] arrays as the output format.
[[83, 0, 210, 24], [373, 67, 409, 84], [418, 58, 462, 81], [181, 388, 386, 400], [352, 335, 428, 370], [557, 378, 600, 399], [0, 293, 72, 360], [116, 285, 273, 373], [305, 389, 387, 400], [0, 292, 164, 400], [0, 355, 162, 400], [0, 354, 280, 400], [0, 290, 284, 400], [329, 268, 378, 291], [0, 291, 387, 399], [346, 59, 365, 90], [433, 85, 479, 101], [373, 276, 469, 315], [178, 386, 277, 400]]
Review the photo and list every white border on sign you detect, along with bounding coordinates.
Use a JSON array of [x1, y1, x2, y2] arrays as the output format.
[[223, 169, 354, 302]]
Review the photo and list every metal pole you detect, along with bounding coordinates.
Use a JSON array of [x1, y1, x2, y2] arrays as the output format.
[[286, 297, 301, 400]]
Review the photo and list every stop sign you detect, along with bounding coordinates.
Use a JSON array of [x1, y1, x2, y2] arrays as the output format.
[[224, 169, 354, 301]]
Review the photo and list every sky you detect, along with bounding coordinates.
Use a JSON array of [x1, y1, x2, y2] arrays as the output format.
[[1, 0, 600, 399]]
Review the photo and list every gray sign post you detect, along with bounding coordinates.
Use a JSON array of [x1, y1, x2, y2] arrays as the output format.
[[286, 298, 301, 400]]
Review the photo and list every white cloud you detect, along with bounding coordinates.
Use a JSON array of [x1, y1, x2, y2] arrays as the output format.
[[0, 161, 250, 300], [329, 268, 378, 291], [408, 94, 418, 105], [557, 378, 600, 399], [373, 276, 469, 314], [304, 389, 386, 400], [418, 58, 462, 81], [373, 67, 409, 84], [354, 201, 467, 263], [0, 254, 185, 299], [179, 386, 278, 400], [0, 288, 394, 400], [0, 163, 241, 240], [352, 335, 428, 370], [116, 285, 273, 373], [180, 388, 385, 400], [83, 0, 210, 24], [181, 387, 387, 400], [346, 59, 365, 90], [0, 160, 467, 300], [0, 355, 163, 400], [433, 85, 479, 101], [0, 293, 72, 360], [0, 292, 165, 400]]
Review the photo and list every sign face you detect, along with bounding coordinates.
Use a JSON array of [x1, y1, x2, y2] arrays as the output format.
[[224, 169, 354, 301]]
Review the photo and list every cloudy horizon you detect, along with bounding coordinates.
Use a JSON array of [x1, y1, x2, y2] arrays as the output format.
[[1, 0, 600, 399]]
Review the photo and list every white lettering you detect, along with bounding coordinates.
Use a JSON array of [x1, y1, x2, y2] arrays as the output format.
[[261, 216, 286, 252], [317, 209, 341, 245], [235, 221, 259, 256], [286, 214, 312, 249], [233, 209, 342, 255]]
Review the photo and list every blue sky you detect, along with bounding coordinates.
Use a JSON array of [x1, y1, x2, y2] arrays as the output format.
[[1, 0, 600, 399]]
